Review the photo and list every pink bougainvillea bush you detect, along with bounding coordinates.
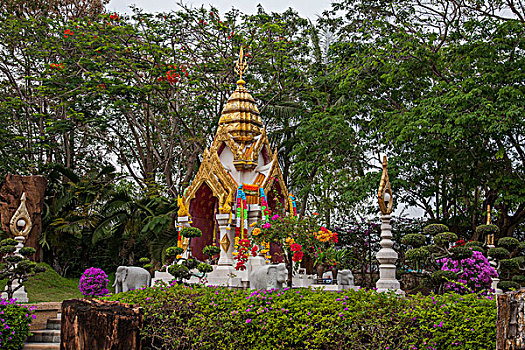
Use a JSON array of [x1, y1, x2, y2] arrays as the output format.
[[439, 250, 498, 293], [79, 267, 110, 297]]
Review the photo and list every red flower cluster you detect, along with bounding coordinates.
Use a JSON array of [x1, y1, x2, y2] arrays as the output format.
[[451, 239, 466, 249], [291, 243, 301, 252], [49, 63, 63, 70], [292, 251, 303, 262], [330, 232, 339, 244], [291, 243, 303, 262], [109, 13, 119, 21], [234, 238, 252, 271], [159, 64, 189, 84], [251, 245, 258, 257], [64, 29, 74, 38]]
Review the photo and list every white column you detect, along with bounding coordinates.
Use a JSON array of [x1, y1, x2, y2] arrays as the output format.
[[246, 205, 266, 275], [216, 213, 235, 266], [177, 216, 191, 259], [376, 214, 403, 294], [247, 204, 261, 234]]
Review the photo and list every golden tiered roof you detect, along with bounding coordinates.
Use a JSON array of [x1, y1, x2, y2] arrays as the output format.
[[181, 48, 288, 208], [214, 79, 264, 170]]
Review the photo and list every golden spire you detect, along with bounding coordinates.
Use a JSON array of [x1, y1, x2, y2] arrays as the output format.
[[378, 156, 393, 215], [487, 204, 491, 225], [235, 47, 248, 85]]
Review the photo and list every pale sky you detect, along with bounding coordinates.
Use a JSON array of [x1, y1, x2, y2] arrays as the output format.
[[107, 0, 334, 18]]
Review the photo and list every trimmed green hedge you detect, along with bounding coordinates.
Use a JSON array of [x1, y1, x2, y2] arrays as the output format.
[[107, 285, 496, 350]]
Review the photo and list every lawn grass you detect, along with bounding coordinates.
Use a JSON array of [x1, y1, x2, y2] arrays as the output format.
[[1, 263, 83, 303]]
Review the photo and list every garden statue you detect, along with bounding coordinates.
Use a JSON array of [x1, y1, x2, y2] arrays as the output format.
[[337, 270, 355, 286], [249, 263, 287, 290], [113, 266, 151, 293]]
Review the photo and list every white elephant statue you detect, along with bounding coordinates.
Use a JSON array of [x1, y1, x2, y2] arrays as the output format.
[[113, 266, 151, 293], [337, 269, 355, 286], [249, 263, 287, 290]]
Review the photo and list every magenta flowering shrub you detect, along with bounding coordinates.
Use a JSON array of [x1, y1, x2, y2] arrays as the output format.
[[79, 267, 110, 297], [0, 298, 36, 350], [439, 250, 498, 293]]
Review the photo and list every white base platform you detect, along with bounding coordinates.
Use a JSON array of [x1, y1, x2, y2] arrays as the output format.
[[309, 284, 360, 291]]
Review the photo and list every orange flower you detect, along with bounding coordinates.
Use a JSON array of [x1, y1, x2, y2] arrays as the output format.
[[252, 228, 261, 236]]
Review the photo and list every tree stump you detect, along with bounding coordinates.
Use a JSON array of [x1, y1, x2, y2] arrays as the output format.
[[497, 289, 525, 349], [0, 175, 46, 261], [61, 299, 143, 350]]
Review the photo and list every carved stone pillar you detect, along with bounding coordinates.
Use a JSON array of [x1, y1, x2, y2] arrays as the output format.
[[247, 205, 261, 234], [246, 205, 266, 276], [216, 213, 234, 266], [375, 214, 402, 294], [177, 216, 191, 259]]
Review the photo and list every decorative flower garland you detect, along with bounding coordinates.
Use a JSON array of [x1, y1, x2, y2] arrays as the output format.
[[259, 188, 270, 222], [288, 193, 297, 216], [233, 238, 252, 270]]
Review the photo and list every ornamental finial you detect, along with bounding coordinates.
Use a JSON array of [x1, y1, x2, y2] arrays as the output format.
[[378, 156, 393, 215], [235, 47, 248, 85], [487, 204, 491, 225], [9, 192, 32, 237]]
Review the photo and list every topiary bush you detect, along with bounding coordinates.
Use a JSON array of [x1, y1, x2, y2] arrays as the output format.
[[449, 246, 473, 260], [401, 233, 426, 247], [202, 245, 220, 258], [465, 241, 483, 248], [405, 247, 430, 262], [498, 237, 520, 251], [475, 224, 499, 237], [423, 224, 449, 236], [0, 298, 36, 350], [487, 247, 510, 260], [180, 227, 202, 238], [107, 284, 496, 350], [0, 239, 45, 299], [498, 280, 520, 292], [511, 275, 525, 285], [434, 232, 458, 247]]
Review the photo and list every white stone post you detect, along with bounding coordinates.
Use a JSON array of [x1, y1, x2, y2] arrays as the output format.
[[247, 205, 266, 274], [2, 236, 29, 302], [376, 214, 403, 294], [177, 216, 191, 259], [216, 213, 235, 266]]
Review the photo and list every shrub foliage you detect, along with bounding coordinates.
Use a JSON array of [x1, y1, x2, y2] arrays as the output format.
[[108, 285, 495, 350]]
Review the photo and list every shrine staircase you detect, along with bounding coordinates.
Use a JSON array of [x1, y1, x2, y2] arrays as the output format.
[[22, 316, 61, 350]]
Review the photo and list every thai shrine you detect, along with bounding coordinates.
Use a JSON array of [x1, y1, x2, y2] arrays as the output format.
[[174, 49, 296, 286]]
